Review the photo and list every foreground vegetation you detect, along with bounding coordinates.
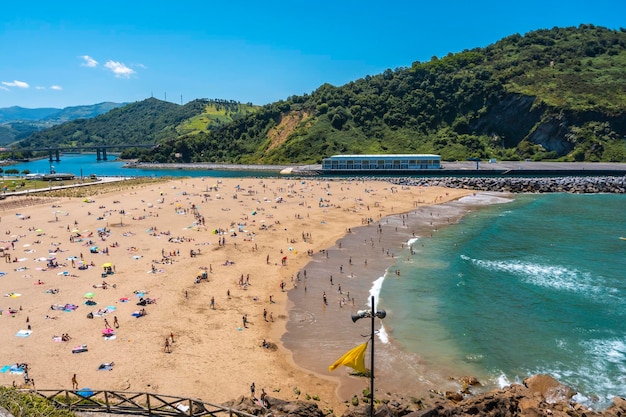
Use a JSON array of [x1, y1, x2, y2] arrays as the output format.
[[0, 387, 76, 417]]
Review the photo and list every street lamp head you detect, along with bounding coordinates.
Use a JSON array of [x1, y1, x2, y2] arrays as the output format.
[[351, 309, 386, 322], [351, 310, 369, 323]]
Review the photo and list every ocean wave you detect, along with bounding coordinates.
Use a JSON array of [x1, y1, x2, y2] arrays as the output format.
[[368, 275, 389, 344], [406, 237, 419, 246], [461, 256, 618, 302]]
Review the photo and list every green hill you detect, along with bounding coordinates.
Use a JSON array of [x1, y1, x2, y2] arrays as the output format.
[[140, 24, 626, 164]]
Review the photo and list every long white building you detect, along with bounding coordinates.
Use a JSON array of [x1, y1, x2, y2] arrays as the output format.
[[321, 154, 441, 172]]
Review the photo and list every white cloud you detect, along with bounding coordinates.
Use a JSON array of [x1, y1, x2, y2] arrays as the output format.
[[0, 85, 9, 91], [2, 80, 29, 89], [80, 55, 98, 67], [104, 60, 135, 78], [50, 85, 63, 91]]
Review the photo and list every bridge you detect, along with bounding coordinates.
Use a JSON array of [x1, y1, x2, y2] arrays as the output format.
[[11, 144, 157, 162], [24, 388, 258, 417]]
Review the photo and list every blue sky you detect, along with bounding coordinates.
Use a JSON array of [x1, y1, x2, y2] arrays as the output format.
[[1, 0, 624, 109]]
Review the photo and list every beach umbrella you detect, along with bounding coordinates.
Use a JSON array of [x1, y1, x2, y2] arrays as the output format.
[[66, 256, 78, 261], [102, 328, 115, 335], [35, 228, 43, 233], [102, 263, 113, 268], [106, 305, 116, 311], [23, 244, 30, 247], [83, 292, 95, 299], [71, 229, 80, 233]]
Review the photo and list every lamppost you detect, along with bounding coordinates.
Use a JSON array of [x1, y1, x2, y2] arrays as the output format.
[[351, 295, 386, 417]]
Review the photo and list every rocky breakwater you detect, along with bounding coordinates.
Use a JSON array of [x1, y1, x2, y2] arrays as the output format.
[[389, 176, 626, 193], [220, 375, 626, 417]]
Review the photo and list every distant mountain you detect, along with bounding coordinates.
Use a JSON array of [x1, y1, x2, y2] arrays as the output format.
[[43, 102, 126, 123], [0, 102, 126, 145], [0, 106, 60, 123]]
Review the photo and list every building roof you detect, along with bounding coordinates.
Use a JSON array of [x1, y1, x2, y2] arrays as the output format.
[[325, 154, 440, 159]]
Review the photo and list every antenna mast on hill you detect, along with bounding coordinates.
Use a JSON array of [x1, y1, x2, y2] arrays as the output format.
[[164, 92, 167, 102], [181, 94, 183, 105]]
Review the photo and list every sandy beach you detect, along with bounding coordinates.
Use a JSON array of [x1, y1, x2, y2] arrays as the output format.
[[0, 177, 472, 411]]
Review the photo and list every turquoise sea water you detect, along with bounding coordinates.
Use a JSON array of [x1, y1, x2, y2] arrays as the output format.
[[381, 193, 626, 407]]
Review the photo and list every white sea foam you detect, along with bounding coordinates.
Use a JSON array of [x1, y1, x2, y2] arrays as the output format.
[[369, 275, 389, 344], [462, 256, 617, 302], [457, 193, 514, 206], [407, 237, 419, 246], [369, 275, 385, 307], [497, 373, 510, 388]]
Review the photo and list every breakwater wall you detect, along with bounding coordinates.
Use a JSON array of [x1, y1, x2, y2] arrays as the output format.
[[387, 175, 626, 193]]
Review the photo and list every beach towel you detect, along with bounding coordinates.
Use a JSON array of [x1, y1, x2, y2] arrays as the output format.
[[9, 365, 24, 374], [176, 404, 190, 412], [15, 330, 32, 337], [77, 388, 94, 397], [98, 363, 114, 371], [72, 344, 88, 354]]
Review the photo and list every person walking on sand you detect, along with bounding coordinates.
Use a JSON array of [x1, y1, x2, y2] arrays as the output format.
[[72, 374, 78, 390], [113, 316, 119, 328], [250, 382, 255, 399], [164, 338, 171, 353]]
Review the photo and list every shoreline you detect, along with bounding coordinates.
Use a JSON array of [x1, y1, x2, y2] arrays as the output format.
[[282, 191, 513, 402]]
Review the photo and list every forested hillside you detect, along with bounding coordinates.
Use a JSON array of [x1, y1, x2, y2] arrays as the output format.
[[139, 24, 626, 164]]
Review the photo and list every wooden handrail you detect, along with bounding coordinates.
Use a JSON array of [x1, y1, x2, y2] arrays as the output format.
[[21, 389, 258, 417]]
